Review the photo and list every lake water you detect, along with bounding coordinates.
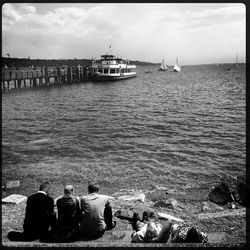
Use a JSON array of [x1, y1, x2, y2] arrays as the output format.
[[2, 64, 246, 197]]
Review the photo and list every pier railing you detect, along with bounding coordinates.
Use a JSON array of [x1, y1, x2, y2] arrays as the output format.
[[1, 65, 90, 91]]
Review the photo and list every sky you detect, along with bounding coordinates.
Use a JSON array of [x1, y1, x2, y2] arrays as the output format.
[[2, 3, 246, 65]]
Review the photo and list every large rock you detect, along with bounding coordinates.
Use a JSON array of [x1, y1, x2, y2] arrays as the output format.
[[2, 194, 27, 204], [208, 182, 233, 205], [157, 212, 184, 222], [5, 180, 20, 189], [117, 193, 145, 203], [154, 198, 178, 209]]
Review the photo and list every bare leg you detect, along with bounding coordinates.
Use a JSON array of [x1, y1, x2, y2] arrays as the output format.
[[157, 219, 172, 243]]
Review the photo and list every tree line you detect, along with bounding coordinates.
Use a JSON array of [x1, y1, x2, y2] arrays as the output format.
[[2, 57, 157, 68]]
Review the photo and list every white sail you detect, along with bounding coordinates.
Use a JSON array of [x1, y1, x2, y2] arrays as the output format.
[[173, 57, 181, 72], [160, 58, 167, 71]]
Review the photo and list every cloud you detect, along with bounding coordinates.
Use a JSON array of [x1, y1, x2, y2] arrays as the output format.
[[194, 4, 245, 18], [2, 3, 246, 63], [2, 3, 36, 31], [2, 3, 23, 23], [21, 4, 36, 14], [9, 4, 120, 39], [159, 4, 245, 30]]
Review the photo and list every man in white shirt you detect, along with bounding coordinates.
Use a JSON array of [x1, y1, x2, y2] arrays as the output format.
[[79, 183, 116, 238]]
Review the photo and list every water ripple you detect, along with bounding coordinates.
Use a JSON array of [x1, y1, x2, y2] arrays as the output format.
[[2, 65, 246, 191]]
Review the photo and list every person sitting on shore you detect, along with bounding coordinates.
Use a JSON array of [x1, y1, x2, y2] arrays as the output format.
[[49, 185, 80, 242], [79, 183, 116, 239], [8, 182, 56, 242]]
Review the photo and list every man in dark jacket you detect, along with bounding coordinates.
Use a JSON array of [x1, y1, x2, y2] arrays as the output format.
[[23, 181, 56, 240], [8, 181, 56, 241]]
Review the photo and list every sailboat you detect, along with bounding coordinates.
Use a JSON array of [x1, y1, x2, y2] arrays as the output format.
[[173, 57, 181, 72], [158, 58, 167, 71], [235, 54, 239, 68]]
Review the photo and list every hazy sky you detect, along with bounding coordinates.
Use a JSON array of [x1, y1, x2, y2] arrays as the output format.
[[2, 3, 246, 65]]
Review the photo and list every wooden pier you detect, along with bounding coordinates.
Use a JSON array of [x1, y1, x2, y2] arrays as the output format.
[[1, 65, 90, 91]]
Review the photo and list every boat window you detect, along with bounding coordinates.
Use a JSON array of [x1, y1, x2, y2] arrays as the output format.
[[104, 69, 108, 74], [110, 69, 115, 74], [98, 68, 102, 73]]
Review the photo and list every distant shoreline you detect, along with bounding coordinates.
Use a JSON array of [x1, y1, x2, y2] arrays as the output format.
[[2, 57, 244, 68], [2, 57, 158, 68]]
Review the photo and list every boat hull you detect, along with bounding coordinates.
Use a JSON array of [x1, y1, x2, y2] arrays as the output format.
[[90, 73, 136, 81]]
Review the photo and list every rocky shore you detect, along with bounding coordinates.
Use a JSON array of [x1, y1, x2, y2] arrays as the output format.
[[2, 176, 247, 247]]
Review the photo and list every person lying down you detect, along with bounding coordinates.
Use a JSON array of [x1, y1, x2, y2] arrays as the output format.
[[131, 211, 208, 243]]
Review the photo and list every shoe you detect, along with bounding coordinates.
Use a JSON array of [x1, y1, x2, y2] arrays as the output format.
[[111, 221, 116, 229], [107, 221, 116, 230], [133, 212, 140, 222], [131, 213, 140, 231]]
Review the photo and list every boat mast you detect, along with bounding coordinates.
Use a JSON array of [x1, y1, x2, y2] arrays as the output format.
[[109, 43, 112, 55], [236, 54, 238, 67]]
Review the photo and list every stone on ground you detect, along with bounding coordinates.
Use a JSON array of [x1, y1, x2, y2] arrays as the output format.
[[201, 201, 224, 212], [207, 232, 227, 243], [117, 193, 145, 203], [5, 180, 20, 189], [154, 198, 178, 209], [157, 212, 184, 222], [2, 194, 27, 204]]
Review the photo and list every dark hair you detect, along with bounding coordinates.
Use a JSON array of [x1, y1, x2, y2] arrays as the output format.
[[88, 183, 99, 193], [39, 182, 50, 192], [186, 227, 201, 243], [142, 211, 149, 221], [149, 212, 158, 220]]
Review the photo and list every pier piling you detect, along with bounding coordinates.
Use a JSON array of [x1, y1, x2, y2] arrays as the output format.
[[2, 65, 89, 91]]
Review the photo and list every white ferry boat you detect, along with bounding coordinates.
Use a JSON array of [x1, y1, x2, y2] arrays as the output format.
[[90, 54, 136, 81]]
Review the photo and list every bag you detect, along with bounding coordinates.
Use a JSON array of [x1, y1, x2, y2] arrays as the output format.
[[208, 183, 233, 205]]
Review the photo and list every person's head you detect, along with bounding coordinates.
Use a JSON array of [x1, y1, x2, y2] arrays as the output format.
[[64, 185, 74, 197], [186, 227, 202, 243], [144, 221, 159, 243], [149, 212, 158, 220], [39, 182, 50, 194], [142, 211, 149, 222], [88, 183, 99, 194]]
